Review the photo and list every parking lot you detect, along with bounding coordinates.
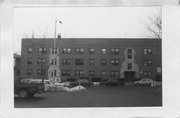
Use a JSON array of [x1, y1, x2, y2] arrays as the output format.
[[14, 86, 162, 108]]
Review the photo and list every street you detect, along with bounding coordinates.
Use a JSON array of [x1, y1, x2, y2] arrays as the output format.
[[14, 86, 162, 108]]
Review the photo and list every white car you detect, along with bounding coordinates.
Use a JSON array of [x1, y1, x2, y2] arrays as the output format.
[[134, 78, 154, 86]]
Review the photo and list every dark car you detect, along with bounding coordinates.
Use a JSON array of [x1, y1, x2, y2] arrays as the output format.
[[14, 79, 45, 98], [70, 79, 93, 87]]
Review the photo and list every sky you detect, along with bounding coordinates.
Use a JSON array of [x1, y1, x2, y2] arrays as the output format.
[[13, 6, 161, 54]]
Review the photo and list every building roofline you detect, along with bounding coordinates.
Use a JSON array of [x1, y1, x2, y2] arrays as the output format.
[[22, 38, 161, 40]]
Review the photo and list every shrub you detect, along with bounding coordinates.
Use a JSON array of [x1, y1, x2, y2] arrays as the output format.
[[66, 78, 77, 82], [91, 78, 102, 82]]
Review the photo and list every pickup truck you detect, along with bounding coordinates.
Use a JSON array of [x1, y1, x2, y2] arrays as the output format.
[[14, 79, 45, 98]]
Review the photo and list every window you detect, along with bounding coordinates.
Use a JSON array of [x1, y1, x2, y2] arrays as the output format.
[[127, 49, 132, 59], [39, 48, 46, 54], [27, 58, 32, 65], [127, 63, 132, 70], [54, 70, 57, 77], [89, 70, 95, 78], [38, 58, 46, 64], [101, 48, 107, 54], [110, 71, 119, 78], [89, 48, 95, 54], [37, 69, 44, 76], [101, 59, 107, 66], [62, 70, 71, 76], [101, 71, 107, 77], [144, 59, 152, 66], [157, 67, 161, 73], [51, 58, 57, 65], [63, 48, 71, 54], [27, 48, 33, 53], [75, 70, 84, 77], [144, 48, 152, 55], [75, 48, 84, 54], [89, 59, 95, 66], [75, 59, 84, 65], [110, 59, 119, 66], [143, 71, 152, 78], [110, 48, 119, 54], [62, 59, 71, 65], [51, 48, 58, 54], [27, 69, 32, 75]]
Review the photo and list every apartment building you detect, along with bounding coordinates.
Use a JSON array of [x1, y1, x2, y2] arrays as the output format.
[[20, 38, 161, 82]]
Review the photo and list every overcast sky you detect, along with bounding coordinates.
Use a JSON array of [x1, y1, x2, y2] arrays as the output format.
[[13, 6, 161, 54]]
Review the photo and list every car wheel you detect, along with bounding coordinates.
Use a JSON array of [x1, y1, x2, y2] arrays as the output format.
[[19, 89, 29, 98], [136, 83, 140, 86]]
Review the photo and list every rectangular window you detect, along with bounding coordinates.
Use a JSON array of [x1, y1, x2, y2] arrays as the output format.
[[89, 70, 95, 78], [75, 70, 84, 77], [101, 59, 107, 66], [51, 58, 57, 65], [75, 48, 84, 54], [110, 59, 119, 66], [63, 48, 71, 54], [144, 48, 152, 55], [62, 59, 71, 65], [62, 70, 71, 76], [144, 59, 152, 66], [89, 59, 95, 66], [37, 69, 43, 76], [54, 70, 57, 77], [127, 49, 132, 59], [89, 48, 95, 54], [110, 48, 119, 54], [27, 58, 32, 65], [127, 63, 132, 70], [39, 48, 46, 54], [51, 48, 58, 54], [27, 48, 33, 53], [101, 71, 107, 77], [38, 58, 46, 64], [143, 71, 152, 78], [101, 48, 107, 54], [27, 69, 32, 75], [75, 59, 84, 65], [110, 71, 119, 78]]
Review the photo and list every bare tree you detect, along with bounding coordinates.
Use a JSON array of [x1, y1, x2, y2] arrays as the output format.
[[145, 12, 162, 39]]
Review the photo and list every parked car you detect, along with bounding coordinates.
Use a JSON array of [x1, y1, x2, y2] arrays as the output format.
[[134, 78, 154, 86], [70, 79, 92, 87], [15, 78, 45, 98], [105, 79, 119, 86]]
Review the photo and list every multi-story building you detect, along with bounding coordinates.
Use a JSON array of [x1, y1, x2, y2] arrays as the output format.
[[20, 37, 161, 82]]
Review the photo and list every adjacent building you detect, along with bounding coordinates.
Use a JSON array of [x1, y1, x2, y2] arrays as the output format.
[[20, 37, 161, 82], [14, 53, 21, 82]]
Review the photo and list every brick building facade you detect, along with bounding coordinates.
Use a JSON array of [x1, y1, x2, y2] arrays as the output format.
[[20, 38, 161, 82]]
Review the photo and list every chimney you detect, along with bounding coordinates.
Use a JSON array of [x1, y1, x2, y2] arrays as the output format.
[[57, 33, 61, 39]]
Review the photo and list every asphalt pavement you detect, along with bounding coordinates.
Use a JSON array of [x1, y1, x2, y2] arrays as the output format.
[[14, 86, 162, 108]]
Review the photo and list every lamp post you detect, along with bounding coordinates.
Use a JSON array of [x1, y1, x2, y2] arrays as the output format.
[[52, 19, 62, 83]]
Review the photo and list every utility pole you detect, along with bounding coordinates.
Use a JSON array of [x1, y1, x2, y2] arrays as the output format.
[[50, 19, 62, 83]]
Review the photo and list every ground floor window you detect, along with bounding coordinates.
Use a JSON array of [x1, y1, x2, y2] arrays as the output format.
[[62, 70, 71, 76], [27, 69, 32, 75], [110, 71, 119, 78], [143, 71, 152, 78], [89, 70, 95, 78], [75, 70, 84, 77]]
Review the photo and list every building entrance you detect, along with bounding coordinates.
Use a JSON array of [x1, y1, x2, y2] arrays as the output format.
[[124, 71, 135, 81]]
